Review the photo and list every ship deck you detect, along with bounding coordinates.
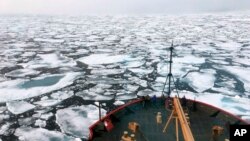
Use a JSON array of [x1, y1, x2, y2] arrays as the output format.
[[91, 99, 244, 141]]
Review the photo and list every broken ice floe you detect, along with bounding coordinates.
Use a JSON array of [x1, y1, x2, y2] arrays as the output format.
[[174, 55, 205, 64], [0, 72, 81, 103], [116, 93, 137, 100], [76, 91, 114, 101], [56, 105, 106, 139], [113, 100, 125, 106], [181, 69, 216, 93], [34, 100, 62, 107], [20, 53, 76, 69], [129, 68, 154, 77], [137, 89, 162, 97], [0, 122, 14, 136], [34, 119, 46, 127], [217, 66, 250, 96], [40, 112, 54, 120], [6, 101, 35, 115], [5, 68, 40, 78], [34, 38, 65, 43], [177, 91, 250, 123], [15, 127, 77, 141], [34, 91, 74, 107], [78, 54, 129, 65], [91, 69, 125, 75]]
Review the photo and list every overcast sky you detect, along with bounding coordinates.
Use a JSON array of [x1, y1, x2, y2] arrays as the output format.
[[1, 0, 250, 15]]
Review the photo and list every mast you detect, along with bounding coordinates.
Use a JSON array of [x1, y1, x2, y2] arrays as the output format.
[[162, 41, 179, 97], [168, 42, 174, 96]]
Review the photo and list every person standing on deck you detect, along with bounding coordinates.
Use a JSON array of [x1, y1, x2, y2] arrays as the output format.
[[181, 95, 187, 107], [151, 95, 157, 107], [165, 96, 172, 110]]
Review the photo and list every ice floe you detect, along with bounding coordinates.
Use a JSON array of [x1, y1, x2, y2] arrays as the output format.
[[113, 100, 125, 106], [91, 69, 125, 75], [15, 127, 77, 141], [20, 53, 76, 69], [0, 72, 81, 103], [123, 84, 139, 92], [129, 77, 147, 87], [76, 91, 114, 101], [123, 60, 145, 68], [116, 93, 137, 100], [40, 112, 54, 120], [176, 91, 250, 123], [5, 68, 40, 78], [34, 119, 46, 127], [87, 76, 128, 85], [174, 55, 205, 64], [216, 65, 250, 95], [0, 122, 14, 136], [137, 89, 162, 97], [6, 101, 35, 115], [51, 91, 74, 100], [34, 38, 65, 43], [34, 99, 62, 107], [78, 54, 129, 65], [181, 69, 216, 92], [56, 105, 106, 139], [129, 68, 154, 76]]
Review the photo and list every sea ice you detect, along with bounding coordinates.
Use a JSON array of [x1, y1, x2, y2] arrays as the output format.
[[0, 72, 81, 103], [76, 91, 114, 101], [123, 84, 139, 92], [116, 93, 137, 100], [113, 100, 125, 106], [217, 65, 250, 95], [181, 69, 216, 92], [34, 38, 65, 43], [174, 55, 205, 64], [15, 127, 76, 141], [91, 69, 125, 75], [137, 89, 162, 97], [34, 119, 46, 127], [128, 77, 147, 87], [40, 112, 54, 120], [50, 91, 74, 100], [177, 91, 250, 123], [87, 76, 128, 85], [128, 68, 154, 76], [6, 101, 35, 115], [20, 53, 76, 69], [5, 69, 40, 78], [56, 105, 106, 139], [0, 123, 13, 136], [123, 60, 145, 68], [34, 99, 62, 107], [78, 54, 129, 65]]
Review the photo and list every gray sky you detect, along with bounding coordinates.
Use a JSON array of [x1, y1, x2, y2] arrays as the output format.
[[0, 0, 250, 15]]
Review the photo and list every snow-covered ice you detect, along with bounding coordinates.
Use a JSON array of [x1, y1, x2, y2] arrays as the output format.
[[78, 54, 129, 65], [182, 69, 216, 92], [5, 69, 40, 78], [56, 105, 106, 139], [15, 127, 76, 141], [176, 91, 250, 122], [216, 65, 250, 95], [20, 53, 76, 69], [6, 101, 35, 115], [0, 72, 81, 103]]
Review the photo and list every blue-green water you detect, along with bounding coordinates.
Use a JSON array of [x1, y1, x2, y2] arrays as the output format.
[[20, 75, 63, 89]]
